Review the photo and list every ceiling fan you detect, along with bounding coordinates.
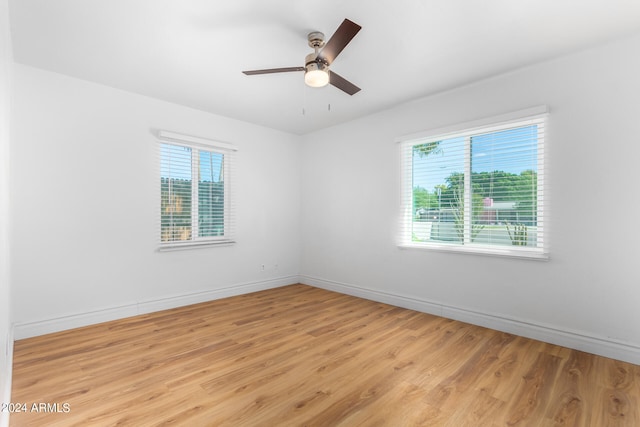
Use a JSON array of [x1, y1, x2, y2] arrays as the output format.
[[242, 18, 362, 95]]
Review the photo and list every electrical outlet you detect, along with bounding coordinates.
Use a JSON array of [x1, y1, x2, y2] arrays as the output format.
[[261, 264, 265, 271]]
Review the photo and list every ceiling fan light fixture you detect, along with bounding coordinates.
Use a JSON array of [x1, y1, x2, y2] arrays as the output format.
[[304, 56, 329, 88], [305, 68, 329, 88]]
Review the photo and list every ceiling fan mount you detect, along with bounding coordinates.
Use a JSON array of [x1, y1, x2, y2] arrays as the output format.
[[242, 19, 362, 95], [307, 31, 326, 50]]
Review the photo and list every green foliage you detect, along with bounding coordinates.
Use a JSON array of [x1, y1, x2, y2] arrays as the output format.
[[198, 180, 225, 237], [438, 170, 538, 225], [413, 141, 441, 158], [413, 186, 439, 213]]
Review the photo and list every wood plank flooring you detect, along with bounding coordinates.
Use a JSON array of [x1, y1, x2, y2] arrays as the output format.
[[10, 284, 640, 426]]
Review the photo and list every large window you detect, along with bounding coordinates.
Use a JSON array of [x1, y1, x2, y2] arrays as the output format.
[[399, 108, 547, 259], [158, 131, 236, 249]]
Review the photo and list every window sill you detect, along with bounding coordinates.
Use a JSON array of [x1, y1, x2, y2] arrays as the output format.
[[158, 240, 236, 252], [398, 242, 549, 261]]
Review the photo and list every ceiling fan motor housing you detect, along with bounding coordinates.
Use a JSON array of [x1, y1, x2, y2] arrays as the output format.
[[305, 30, 328, 73], [305, 53, 328, 70]]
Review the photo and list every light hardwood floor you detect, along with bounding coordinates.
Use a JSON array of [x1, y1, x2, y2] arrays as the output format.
[[10, 284, 640, 426]]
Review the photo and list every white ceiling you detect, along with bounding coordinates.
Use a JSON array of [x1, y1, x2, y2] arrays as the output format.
[[9, 0, 640, 134]]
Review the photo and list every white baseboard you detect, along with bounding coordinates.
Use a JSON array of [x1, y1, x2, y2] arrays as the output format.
[[0, 325, 14, 427], [12, 275, 640, 365], [301, 275, 640, 365], [13, 276, 298, 340]]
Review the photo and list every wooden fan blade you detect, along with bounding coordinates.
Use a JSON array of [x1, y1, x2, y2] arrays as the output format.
[[329, 71, 360, 95], [242, 67, 304, 75], [317, 19, 361, 65]]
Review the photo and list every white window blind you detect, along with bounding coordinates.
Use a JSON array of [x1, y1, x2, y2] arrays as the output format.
[[399, 108, 547, 259], [157, 131, 236, 250]]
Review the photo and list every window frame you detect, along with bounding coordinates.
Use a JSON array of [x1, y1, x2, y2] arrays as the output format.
[[397, 106, 549, 260], [157, 130, 237, 251]]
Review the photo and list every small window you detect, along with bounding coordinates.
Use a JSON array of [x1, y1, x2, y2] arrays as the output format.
[[399, 108, 547, 259], [158, 131, 236, 250]]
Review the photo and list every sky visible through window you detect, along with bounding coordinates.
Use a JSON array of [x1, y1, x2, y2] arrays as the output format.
[[412, 125, 538, 192], [160, 143, 223, 182], [160, 143, 191, 181], [199, 150, 224, 183]]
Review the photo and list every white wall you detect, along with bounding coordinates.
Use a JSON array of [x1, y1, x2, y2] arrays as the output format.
[[300, 34, 640, 363], [0, 0, 11, 423], [10, 64, 301, 337]]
